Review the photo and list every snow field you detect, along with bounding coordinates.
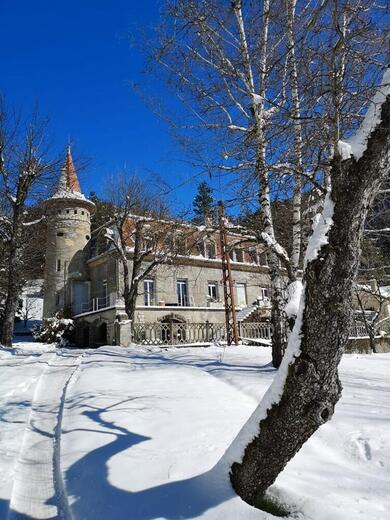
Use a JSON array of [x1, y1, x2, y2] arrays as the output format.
[[1, 343, 389, 520]]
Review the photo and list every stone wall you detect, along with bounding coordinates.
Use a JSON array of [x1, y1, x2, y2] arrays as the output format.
[[43, 199, 92, 318], [345, 336, 390, 354]]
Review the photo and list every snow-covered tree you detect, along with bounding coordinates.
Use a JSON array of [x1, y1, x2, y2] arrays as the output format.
[[149, 0, 387, 367], [229, 69, 390, 506], [0, 105, 57, 347], [102, 175, 196, 322]]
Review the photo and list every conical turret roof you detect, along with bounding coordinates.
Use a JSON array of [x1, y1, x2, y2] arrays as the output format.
[[47, 146, 95, 209]]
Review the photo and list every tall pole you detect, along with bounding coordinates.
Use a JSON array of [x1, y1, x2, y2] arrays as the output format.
[[218, 201, 239, 346]]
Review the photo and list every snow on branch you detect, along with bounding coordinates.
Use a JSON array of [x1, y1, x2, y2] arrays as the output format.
[[22, 216, 45, 227], [259, 232, 290, 264], [338, 68, 390, 161]]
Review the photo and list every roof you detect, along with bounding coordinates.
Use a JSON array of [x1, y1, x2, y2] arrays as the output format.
[[47, 146, 94, 208]]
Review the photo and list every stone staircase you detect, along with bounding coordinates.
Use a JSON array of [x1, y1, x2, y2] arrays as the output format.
[[237, 306, 257, 322]]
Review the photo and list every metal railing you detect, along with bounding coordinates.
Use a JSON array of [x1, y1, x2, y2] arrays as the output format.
[[80, 294, 114, 314]]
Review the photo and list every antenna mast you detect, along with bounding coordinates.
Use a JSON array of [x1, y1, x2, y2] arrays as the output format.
[[218, 201, 239, 346]]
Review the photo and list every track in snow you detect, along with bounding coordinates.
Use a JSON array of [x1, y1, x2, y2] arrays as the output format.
[[8, 350, 83, 520]]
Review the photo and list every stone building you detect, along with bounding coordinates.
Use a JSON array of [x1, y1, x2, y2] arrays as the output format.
[[43, 149, 272, 347]]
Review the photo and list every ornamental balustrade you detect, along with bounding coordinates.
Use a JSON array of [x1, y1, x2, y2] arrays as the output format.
[[239, 322, 272, 341], [132, 321, 227, 345], [132, 320, 273, 346]]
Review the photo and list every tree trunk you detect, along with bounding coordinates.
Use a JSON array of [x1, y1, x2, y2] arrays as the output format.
[[1, 218, 23, 348], [230, 92, 390, 504], [124, 285, 138, 324], [269, 265, 285, 368]]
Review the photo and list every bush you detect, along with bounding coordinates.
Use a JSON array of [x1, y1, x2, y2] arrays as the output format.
[[32, 312, 74, 346]]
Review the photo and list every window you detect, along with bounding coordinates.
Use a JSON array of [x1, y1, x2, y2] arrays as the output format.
[[56, 259, 61, 272], [236, 283, 247, 306], [208, 282, 218, 301], [259, 252, 268, 266], [249, 248, 259, 264], [175, 235, 187, 255], [74, 209, 77, 214], [55, 292, 60, 305], [196, 241, 205, 257], [177, 279, 189, 306], [66, 209, 70, 214], [230, 248, 244, 262], [81, 211, 85, 215], [142, 236, 153, 251], [259, 287, 269, 300], [144, 279, 155, 306], [206, 241, 216, 259], [235, 249, 244, 262], [57, 232, 64, 237]]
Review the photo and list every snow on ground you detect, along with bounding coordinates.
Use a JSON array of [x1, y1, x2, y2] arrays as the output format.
[[0, 343, 389, 520]]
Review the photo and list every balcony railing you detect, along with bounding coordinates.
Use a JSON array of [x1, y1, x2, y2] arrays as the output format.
[[80, 293, 115, 314]]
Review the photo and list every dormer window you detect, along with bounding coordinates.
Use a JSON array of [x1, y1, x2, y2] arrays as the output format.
[[259, 252, 268, 266], [229, 248, 244, 262], [206, 241, 216, 259]]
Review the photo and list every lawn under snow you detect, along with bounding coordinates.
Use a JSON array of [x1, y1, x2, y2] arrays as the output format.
[[0, 343, 389, 520]]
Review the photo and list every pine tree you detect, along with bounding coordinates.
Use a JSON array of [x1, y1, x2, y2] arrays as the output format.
[[192, 181, 214, 224]]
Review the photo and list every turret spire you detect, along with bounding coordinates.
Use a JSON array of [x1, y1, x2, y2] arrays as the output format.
[[55, 145, 81, 194], [63, 145, 81, 192]]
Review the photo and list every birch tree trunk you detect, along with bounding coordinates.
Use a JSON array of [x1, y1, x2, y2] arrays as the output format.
[[287, 0, 303, 278], [230, 89, 390, 504]]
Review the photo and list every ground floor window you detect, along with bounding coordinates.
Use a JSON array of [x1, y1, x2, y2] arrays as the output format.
[[208, 281, 218, 301], [144, 278, 155, 306], [177, 279, 189, 306], [259, 287, 269, 300], [236, 283, 247, 307]]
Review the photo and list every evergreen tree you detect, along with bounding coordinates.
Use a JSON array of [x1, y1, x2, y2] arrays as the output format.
[[192, 181, 214, 224], [89, 192, 115, 232]]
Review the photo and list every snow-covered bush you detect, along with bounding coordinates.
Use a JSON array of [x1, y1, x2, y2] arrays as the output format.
[[32, 313, 74, 346]]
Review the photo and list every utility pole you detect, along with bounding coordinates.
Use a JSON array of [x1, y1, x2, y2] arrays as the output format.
[[218, 201, 239, 346]]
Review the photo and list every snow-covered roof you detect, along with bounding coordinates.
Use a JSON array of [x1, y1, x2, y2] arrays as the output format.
[[46, 146, 94, 208]]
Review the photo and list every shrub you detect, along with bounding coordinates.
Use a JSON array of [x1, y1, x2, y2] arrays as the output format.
[[32, 312, 74, 346]]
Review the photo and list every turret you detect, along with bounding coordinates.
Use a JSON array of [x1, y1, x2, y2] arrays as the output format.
[[42, 147, 95, 318]]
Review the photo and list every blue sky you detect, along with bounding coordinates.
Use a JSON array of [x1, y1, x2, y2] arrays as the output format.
[[0, 0, 215, 214]]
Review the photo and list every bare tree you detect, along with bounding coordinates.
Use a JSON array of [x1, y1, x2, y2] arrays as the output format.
[[148, 0, 387, 366], [354, 282, 390, 353], [229, 70, 390, 505], [102, 175, 196, 322], [149, 0, 306, 366], [0, 104, 57, 347]]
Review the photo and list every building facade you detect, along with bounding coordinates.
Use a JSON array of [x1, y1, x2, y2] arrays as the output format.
[[43, 149, 272, 347]]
